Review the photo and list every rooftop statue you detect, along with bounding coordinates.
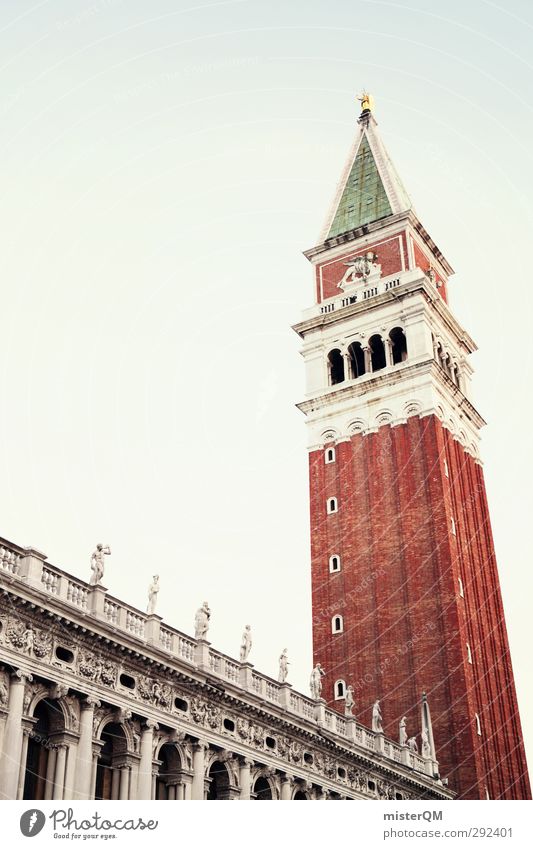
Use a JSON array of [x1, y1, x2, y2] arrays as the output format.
[[89, 544, 111, 586]]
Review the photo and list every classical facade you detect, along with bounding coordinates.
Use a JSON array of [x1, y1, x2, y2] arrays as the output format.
[[0, 537, 452, 801], [294, 99, 531, 799]]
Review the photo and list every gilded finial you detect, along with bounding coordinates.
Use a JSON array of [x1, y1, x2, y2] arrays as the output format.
[[357, 91, 374, 114]]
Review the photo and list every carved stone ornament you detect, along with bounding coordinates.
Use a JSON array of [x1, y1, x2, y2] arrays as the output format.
[[190, 697, 207, 725], [77, 651, 117, 689], [50, 683, 69, 700], [63, 694, 80, 732], [78, 651, 101, 681], [92, 706, 108, 736], [289, 741, 302, 763], [138, 675, 153, 701], [277, 736, 289, 758], [0, 672, 9, 707], [249, 723, 264, 747], [23, 681, 47, 715], [100, 660, 118, 688], [338, 252, 382, 290], [5, 619, 52, 660], [206, 704, 221, 730], [236, 718, 249, 740], [323, 755, 336, 779]]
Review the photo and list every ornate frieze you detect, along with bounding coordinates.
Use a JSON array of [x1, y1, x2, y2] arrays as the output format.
[[5, 618, 52, 660]]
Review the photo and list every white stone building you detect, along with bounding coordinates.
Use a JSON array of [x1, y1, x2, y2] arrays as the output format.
[[0, 536, 452, 800]]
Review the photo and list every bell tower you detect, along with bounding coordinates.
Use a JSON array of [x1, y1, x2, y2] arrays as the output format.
[[294, 97, 531, 800]]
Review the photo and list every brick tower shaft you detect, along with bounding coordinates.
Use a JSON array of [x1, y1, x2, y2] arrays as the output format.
[[294, 100, 531, 799]]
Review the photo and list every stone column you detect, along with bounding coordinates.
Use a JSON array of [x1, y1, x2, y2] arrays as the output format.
[[384, 337, 393, 367], [343, 351, 352, 380], [111, 767, 120, 800], [182, 773, 193, 800], [363, 346, 372, 373], [280, 773, 294, 800], [167, 784, 176, 801], [44, 748, 57, 800], [137, 720, 158, 800], [63, 741, 78, 800], [74, 698, 100, 800], [239, 758, 253, 800], [0, 671, 32, 800], [89, 743, 103, 800], [53, 744, 67, 800], [16, 729, 31, 800], [151, 771, 157, 800], [119, 766, 130, 800], [191, 741, 208, 800]]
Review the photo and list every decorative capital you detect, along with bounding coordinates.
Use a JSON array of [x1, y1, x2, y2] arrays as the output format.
[[115, 707, 132, 724], [13, 670, 33, 684], [144, 719, 159, 732], [81, 697, 101, 711], [50, 683, 69, 700]]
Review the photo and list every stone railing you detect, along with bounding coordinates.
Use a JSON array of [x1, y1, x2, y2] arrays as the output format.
[[0, 539, 24, 576], [0, 535, 438, 781], [300, 268, 424, 322]]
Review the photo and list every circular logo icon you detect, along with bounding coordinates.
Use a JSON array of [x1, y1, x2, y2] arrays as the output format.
[[20, 810, 46, 837]]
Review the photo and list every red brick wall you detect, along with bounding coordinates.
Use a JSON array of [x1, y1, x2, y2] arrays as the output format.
[[309, 416, 531, 799], [316, 234, 405, 302], [411, 239, 449, 303]]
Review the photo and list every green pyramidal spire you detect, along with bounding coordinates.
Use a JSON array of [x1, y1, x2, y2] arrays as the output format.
[[327, 136, 392, 238], [321, 103, 413, 243]]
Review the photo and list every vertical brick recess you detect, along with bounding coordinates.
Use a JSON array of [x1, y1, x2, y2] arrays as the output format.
[[309, 416, 531, 799]]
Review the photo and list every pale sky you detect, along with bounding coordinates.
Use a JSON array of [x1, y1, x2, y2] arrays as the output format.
[[0, 0, 532, 773]]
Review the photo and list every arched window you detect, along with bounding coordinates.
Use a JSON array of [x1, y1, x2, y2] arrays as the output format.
[[326, 497, 338, 514], [156, 743, 183, 800], [458, 577, 464, 598], [348, 341, 366, 378], [334, 679, 346, 699], [368, 334, 386, 372], [329, 554, 341, 573], [95, 722, 129, 800], [475, 713, 482, 736], [466, 642, 473, 664], [207, 761, 232, 800], [389, 327, 408, 364], [253, 776, 273, 800], [23, 700, 53, 799], [332, 614, 344, 634], [451, 517, 456, 536], [327, 349, 345, 385], [324, 447, 335, 464]]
